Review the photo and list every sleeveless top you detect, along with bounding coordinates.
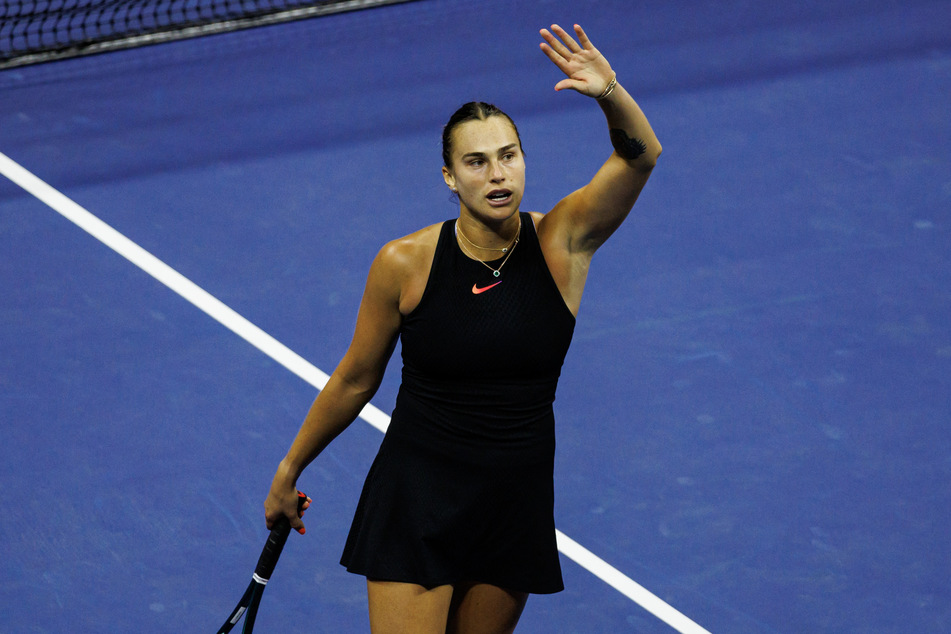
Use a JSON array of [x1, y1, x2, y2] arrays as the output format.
[[340, 212, 576, 593], [387, 212, 576, 465]]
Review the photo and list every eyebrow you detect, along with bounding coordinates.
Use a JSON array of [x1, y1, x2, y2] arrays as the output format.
[[461, 143, 519, 161]]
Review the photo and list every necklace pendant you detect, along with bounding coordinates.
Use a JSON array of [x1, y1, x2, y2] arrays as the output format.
[[493, 270, 500, 278]]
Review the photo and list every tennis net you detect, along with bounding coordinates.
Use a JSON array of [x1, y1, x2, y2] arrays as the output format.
[[1, 0, 417, 68]]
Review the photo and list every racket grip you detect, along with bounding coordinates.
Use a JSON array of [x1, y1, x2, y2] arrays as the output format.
[[254, 491, 307, 582]]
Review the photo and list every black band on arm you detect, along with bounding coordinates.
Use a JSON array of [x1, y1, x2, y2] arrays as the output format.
[[609, 128, 647, 160]]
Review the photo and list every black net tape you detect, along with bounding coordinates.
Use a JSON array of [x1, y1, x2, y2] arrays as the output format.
[[1, 0, 415, 67]]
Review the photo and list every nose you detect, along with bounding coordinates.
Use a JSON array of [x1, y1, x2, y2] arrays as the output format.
[[490, 160, 504, 182]]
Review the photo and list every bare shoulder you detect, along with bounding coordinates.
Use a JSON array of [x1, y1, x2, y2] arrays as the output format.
[[527, 211, 546, 228], [376, 222, 442, 273], [373, 221, 443, 315]]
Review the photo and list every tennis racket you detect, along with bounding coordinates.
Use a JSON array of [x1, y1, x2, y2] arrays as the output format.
[[217, 490, 308, 633]]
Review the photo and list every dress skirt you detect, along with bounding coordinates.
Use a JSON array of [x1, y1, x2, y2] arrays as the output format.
[[340, 429, 564, 594]]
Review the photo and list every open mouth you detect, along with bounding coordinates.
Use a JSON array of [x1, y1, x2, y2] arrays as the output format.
[[487, 190, 513, 205]]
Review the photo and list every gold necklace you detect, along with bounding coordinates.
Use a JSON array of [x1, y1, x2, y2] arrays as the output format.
[[456, 216, 521, 278], [457, 220, 518, 253]]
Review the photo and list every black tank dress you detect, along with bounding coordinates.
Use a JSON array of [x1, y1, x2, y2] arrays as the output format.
[[340, 212, 576, 594]]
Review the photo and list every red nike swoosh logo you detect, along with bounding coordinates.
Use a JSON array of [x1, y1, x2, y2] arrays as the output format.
[[472, 281, 502, 295]]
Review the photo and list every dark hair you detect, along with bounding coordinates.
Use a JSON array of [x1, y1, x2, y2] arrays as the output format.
[[441, 102, 524, 168]]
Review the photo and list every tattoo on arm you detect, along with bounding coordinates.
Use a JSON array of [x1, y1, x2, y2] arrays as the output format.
[[610, 128, 647, 160]]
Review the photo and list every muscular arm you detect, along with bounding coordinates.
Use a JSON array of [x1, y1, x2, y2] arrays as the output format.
[[534, 24, 661, 313], [559, 79, 662, 255], [264, 242, 405, 532]]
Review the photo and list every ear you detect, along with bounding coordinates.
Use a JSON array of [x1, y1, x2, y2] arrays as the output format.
[[442, 166, 457, 192]]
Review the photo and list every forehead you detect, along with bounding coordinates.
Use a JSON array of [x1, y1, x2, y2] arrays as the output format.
[[450, 116, 520, 156]]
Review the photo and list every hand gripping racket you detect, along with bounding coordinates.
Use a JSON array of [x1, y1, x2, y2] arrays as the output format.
[[217, 491, 308, 633]]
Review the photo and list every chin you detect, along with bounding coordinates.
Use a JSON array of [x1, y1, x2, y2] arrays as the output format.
[[479, 206, 521, 224], [463, 201, 516, 219]]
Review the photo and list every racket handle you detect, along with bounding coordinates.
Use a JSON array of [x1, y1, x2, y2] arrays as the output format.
[[254, 490, 307, 582]]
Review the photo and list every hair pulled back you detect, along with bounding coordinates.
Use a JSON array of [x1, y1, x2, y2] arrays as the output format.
[[441, 102, 524, 168]]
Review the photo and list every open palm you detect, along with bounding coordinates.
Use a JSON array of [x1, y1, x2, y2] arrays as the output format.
[[539, 24, 614, 97]]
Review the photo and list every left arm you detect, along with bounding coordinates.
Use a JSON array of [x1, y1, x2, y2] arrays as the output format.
[[538, 24, 661, 256]]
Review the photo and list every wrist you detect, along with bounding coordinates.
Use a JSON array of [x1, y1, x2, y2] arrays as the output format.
[[596, 72, 618, 100], [275, 456, 302, 486]]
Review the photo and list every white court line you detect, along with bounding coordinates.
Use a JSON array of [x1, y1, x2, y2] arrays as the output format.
[[1, 151, 711, 634]]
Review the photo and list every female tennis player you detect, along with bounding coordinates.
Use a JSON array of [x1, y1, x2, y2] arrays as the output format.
[[264, 23, 661, 633]]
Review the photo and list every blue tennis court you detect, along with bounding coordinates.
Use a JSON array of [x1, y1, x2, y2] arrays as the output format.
[[2, 0, 949, 631]]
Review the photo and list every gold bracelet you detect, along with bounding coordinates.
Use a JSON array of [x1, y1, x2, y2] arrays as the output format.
[[597, 73, 618, 100]]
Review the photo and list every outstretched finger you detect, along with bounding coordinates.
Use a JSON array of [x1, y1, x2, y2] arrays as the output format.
[[550, 23, 583, 54], [539, 28, 571, 61], [573, 24, 594, 50], [539, 38, 574, 77]]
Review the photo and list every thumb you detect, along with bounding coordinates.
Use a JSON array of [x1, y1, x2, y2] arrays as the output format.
[[554, 78, 583, 92]]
